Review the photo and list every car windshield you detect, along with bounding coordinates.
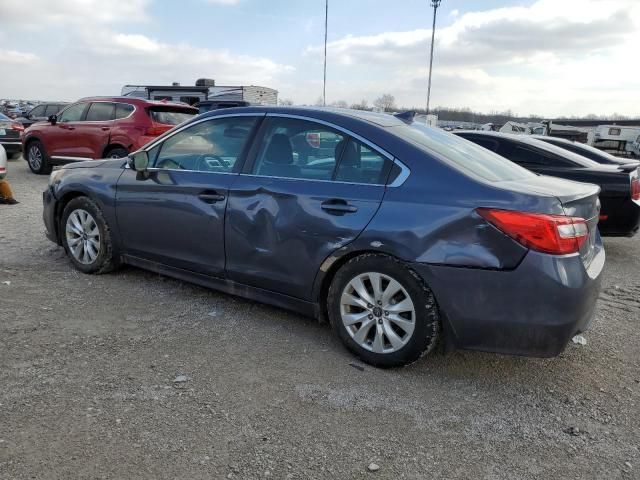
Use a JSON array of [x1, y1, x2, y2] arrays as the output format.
[[148, 107, 196, 126], [0, 112, 10, 121], [389, 123, 535, 182]]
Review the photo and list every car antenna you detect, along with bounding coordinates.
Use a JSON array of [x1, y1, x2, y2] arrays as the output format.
[[394, 111, 416, 124]]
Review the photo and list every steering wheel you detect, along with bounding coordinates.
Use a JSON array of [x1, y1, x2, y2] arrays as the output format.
[[196, 154, 230, 171]]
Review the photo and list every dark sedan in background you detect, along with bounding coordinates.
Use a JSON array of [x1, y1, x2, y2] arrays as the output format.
[[0, 112, 24, 158], [15, 102, 69, 129], [533, 135, 640, 167], [43, 107, 604, 367], [456, 131, 640, 237]]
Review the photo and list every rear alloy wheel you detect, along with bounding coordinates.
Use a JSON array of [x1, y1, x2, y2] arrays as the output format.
[[61, 197, 118, 274], [27, 141, 51, 174], [328, 254, 439, 368]]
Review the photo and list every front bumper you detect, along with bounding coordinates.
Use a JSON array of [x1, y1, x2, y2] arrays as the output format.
[[412, 245, 605, 357], [43, 187, 60, 245]]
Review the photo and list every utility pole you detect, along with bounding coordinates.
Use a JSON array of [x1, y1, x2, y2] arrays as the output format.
[[323, 0, 328, 106], [426, 0, 441, 115]]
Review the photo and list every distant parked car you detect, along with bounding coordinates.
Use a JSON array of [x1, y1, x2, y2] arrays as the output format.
[[533, 135, 640, 167], [23, 97, 197, 174], [0, 112, 25, 158], [15, 103, 69, 129], [455, 131, 640, 237], [43, 107, 604, 367]]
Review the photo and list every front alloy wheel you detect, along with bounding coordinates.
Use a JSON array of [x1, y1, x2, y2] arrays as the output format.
[[65, 209, 101, 264]]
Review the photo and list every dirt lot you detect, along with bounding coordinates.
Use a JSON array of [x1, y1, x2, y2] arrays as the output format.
[[1, 157, 639, 480]]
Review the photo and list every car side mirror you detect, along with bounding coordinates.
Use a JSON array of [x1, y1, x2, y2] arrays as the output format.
[[48, 114, 57, 125], [128, 151, 149, 171]]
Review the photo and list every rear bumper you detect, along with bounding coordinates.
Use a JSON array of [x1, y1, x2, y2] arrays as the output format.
[[0, 141, 22, 154], [412, 244, 605, 357], [43, 187, 60, 245]]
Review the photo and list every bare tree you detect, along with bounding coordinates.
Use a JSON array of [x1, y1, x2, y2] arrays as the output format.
[[350, 99, 369, 110], [314, 96, 325, 106], [279, 98, 294, 106], [331, 100, 348, 108], [373, 94, 396, 112]]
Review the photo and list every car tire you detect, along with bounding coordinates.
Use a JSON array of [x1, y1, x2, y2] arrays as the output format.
[[26, 140, 52, 175], [327, 254, 440, 368], [61, 197, 119, 274], [105, 147, 128, 159]]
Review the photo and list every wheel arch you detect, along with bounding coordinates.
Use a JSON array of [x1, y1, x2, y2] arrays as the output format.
[[313, 248, 455, 352], [54, 190, 99, 243], [102, 143, 129, 158]]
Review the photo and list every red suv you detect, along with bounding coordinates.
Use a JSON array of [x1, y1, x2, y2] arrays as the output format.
[[22, 97, 197, 174]]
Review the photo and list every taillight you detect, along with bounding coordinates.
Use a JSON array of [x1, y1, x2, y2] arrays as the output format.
[[11, 123, 24, 132], [306, 132, 320, 148], [631, 176, 640, 201], [145, 123, 172, 136], [477, 208, 589, 255]]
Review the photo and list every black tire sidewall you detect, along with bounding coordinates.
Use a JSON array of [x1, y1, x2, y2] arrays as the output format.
[[106, 147, 128, 159], [61, 197, 114, 274], [328, 254, 439, 368], [27, 141, 51, 175]]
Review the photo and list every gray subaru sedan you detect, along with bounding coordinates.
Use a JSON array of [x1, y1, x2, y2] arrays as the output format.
[[43, 107, 604, 367]]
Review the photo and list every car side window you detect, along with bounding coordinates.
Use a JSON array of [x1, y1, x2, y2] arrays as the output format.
[[43, 105, 59, 116], [334, 138, 390, 184], [470, 138, 499, 152], [115, 103, 134, 120], [30, 105, 46, 117], [251, 118, 346, 181], [85, 103, 115, 122], [507, 146, 547, 166], [58, 103, 87, 123], [153, 116, 258, 172]]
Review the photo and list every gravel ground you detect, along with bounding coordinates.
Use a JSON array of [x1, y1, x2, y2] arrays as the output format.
[[1, 157, 639, 480]]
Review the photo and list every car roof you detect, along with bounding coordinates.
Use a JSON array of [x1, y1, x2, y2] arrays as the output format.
[[455, 130, 606, 168], [75, 96, 197, 109], [200, 106, 407, 128]]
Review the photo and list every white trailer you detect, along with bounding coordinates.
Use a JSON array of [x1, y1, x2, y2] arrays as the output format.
[[593, 125, 640, 152]]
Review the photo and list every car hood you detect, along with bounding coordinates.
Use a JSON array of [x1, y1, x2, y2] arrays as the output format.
[[62, 158, 127, 170]]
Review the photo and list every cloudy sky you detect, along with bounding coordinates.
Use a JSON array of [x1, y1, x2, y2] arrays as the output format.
[[0, 0, 638, 117]]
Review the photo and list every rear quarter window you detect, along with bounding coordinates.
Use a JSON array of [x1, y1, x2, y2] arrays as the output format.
[[148, 108, 196, 125], [391, 124, 534, 182]]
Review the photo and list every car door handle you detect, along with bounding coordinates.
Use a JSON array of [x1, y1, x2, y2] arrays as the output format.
[[321, 200, 358, 213], [198, 192, 226, 203], [101, 126, 110, 131]]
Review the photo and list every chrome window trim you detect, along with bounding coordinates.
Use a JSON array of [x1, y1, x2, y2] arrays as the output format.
[[238, 172, 386, 187], [83, 101, 137, 123], [388, 160, 411, 187], [143, 167, 238, 176]]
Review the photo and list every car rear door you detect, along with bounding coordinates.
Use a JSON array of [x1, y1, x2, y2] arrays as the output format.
[[115, 114, 261, 277], [78, 102, 115, 159], [225, 115, 392, 300]]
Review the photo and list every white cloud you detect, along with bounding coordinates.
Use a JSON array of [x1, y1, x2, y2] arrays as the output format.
[[304, 0, 640, 116], [0, 49, 40, 64], [206, 0, 242, 4]]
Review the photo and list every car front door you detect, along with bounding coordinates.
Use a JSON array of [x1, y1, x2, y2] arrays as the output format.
[[225, 115, 392, 300], [115, 114, 261, 277], [47, 102, 89, 159], [81, 102, 115, 159]]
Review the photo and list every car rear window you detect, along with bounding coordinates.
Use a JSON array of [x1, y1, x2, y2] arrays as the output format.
[[390, 123, 535, 182], [148, 107, 196, 125]]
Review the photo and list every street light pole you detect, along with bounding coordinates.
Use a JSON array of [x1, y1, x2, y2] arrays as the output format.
[[323, 0, 328, 106], [426, 0, 441, 116]]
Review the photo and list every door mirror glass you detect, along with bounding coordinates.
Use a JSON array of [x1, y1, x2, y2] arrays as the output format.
[[48, 114, 57, 125], [128, 151, 149, 171]]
